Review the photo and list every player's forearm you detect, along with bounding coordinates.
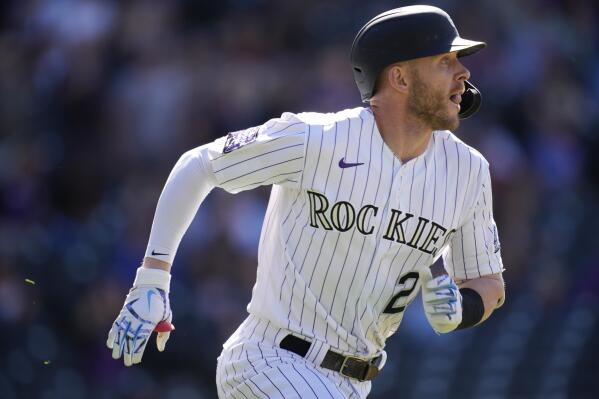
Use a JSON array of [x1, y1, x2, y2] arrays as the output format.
[[457, 273, 505, 324], [142, 257, 172, 272], [144, 145, 218, 266]]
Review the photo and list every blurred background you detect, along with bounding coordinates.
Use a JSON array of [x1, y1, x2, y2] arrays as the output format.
[[1, 0, 598, 398]]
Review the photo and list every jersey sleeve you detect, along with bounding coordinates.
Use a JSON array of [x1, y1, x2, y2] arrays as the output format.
[[443, 165, 504, 280], [203, 112, 307, 193], [144, 112, 307, 264]]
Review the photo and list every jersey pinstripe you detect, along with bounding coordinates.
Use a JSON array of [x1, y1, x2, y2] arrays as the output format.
[[202, 106, 503, 359]]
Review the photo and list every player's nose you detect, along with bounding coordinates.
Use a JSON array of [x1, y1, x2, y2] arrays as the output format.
[[456, 60, 471, 82]]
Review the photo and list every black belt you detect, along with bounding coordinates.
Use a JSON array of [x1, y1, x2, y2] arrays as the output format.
[[279, 334, 380, 382]]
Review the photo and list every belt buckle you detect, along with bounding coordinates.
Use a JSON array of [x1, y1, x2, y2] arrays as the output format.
[[340, 356, 362, 379], [340, 355, 379, 381]]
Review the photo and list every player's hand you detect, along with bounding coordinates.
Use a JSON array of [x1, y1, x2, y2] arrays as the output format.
[[107, 268, 174, 366], [420, 268, 462, 333]]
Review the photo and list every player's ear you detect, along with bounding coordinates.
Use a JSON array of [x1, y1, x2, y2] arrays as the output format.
[[386, 63, 409, 94]]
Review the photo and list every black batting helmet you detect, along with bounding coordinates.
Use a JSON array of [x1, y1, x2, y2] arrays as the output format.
[[350, 5, 486, 119]]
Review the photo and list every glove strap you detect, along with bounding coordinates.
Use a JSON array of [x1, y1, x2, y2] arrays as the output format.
[[455, 288, 484, 330], [133, 267, 171, 293]]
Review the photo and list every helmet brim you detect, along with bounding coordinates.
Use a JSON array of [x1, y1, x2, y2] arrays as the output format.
[[451, 37, 486, 57]]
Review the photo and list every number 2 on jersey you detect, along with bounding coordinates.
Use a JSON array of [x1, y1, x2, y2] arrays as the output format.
[[382, 272, 420, 314]]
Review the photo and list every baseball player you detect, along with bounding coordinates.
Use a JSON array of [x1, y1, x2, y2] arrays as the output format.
[[107, 5, 505, 398]]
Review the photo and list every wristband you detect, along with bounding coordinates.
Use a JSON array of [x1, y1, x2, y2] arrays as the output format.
[[455, 288, 484, 330], [133, 267, 171, 293]]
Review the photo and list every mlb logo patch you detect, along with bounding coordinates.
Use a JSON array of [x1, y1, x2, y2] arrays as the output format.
[[223, 126, 259, 154]]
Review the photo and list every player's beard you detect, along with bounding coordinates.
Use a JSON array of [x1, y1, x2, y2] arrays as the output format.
[[406, 71, 460, 131]]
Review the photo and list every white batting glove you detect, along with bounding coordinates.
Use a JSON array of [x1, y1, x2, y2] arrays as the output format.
[[420, 268, 462, 334], [107, 267, 175, 366]]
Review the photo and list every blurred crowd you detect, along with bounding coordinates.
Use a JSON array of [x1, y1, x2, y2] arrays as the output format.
[[1, 0, 598, 398]]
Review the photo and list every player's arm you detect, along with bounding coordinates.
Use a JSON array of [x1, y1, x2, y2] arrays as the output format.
[[420, 267, 505, 334], [455, 272, 504, 326], [107, 114, 306, 366], [447, 163, 505, 330], [106, 146, 216, 365], [421, 162, 505, 334]]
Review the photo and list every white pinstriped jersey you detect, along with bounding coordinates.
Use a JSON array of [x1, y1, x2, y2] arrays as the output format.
[[203, 106, 503, 357]]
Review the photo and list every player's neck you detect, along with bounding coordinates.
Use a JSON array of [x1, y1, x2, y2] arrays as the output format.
[[370, 102, 433, 163]]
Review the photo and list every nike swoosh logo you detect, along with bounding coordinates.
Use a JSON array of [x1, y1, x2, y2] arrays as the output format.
[[151, 250, 168, 256], [146, 290, 157, 312], [338, 158, 364, 168]]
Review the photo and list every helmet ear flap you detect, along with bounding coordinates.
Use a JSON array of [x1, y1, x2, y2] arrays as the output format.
[[458, 80, 482, 119]]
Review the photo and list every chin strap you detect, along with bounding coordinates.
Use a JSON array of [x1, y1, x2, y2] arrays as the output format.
[[459, 80, 482, 119]]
